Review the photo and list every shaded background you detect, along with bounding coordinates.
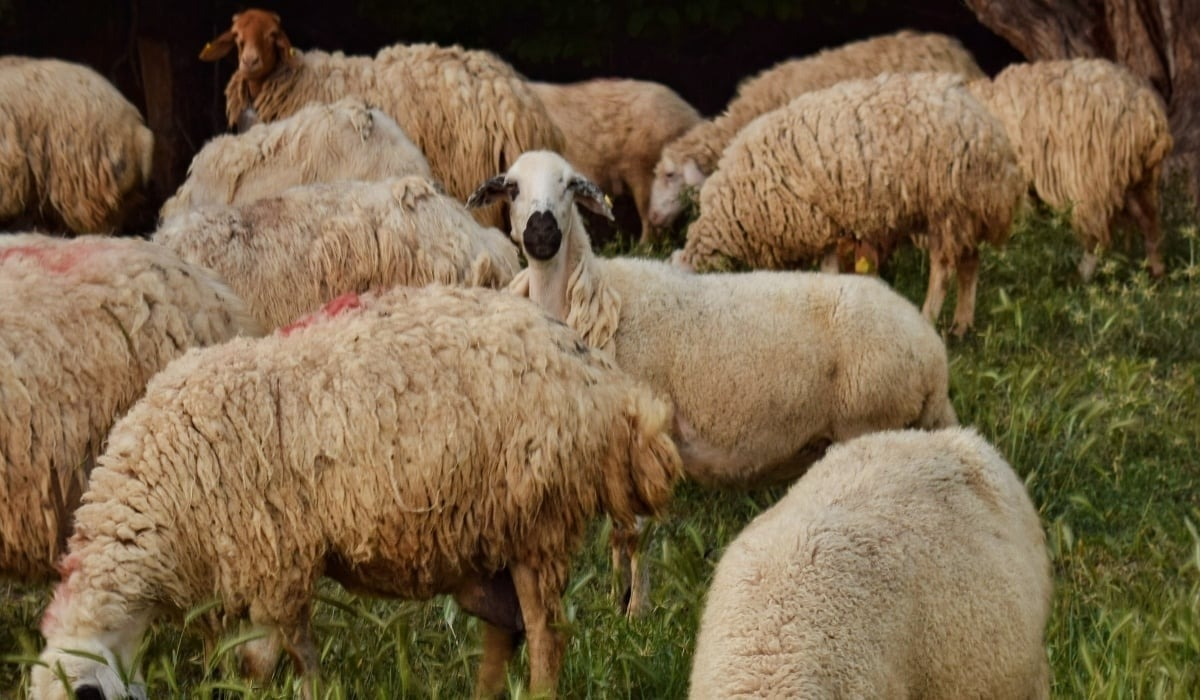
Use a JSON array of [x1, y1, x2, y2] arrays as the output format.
[[0, 0, 1022, 209]]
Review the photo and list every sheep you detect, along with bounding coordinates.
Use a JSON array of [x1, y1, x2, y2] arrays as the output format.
[[675, 72, 1025, 336], [0, 57, 154, 234], [469, 150, 957, 617], [152, 175, 521, 330], [30, 283, 682, 700], [648, 30, 985, 229], [530, 78, 702, 244], [199, 8, 565, 229], [158, 97, 432, 223], [966, 58, 1173, 280], [0, 234, 261, 584], [689, 427, 1052, 699]]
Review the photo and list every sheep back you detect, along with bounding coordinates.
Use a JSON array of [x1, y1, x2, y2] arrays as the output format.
[[0, 57, 153, 234], [225, 44, 565, 228], [682, 72, 1022, 272], [690, 427, 1051, 699], [968, 59, 1173, 253], [0, 234, 261, 581], [43, 284, 681, 659], [159, 97, 432, 222], [154, 176, 520, 330]]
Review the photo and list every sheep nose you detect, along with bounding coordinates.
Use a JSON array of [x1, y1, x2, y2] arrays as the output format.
[[241, 54, 262, 72], [523, 211, 562, 261]]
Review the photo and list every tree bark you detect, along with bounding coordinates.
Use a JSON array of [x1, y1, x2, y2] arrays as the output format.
[[966, 0, 1200, 209]]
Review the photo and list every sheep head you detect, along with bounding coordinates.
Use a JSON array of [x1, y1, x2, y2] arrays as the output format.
[[468, 151, 612, 262], [199, 9, 294, 82], [648, 152, 706, 228], [30, 638, 146, 700]]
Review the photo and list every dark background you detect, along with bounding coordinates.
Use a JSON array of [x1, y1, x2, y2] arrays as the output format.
[[0, 0, 1023, 207]]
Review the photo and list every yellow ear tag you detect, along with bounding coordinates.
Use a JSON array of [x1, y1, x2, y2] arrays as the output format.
[[604, 194, 613, 208], [854, 256, 873, 274], [204, 42, 211, 50]]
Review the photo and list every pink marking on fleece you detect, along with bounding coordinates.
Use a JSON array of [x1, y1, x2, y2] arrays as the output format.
[[0, 241, 109, 273], [278, 291, 363, 336], [40, 554, 82, 638]]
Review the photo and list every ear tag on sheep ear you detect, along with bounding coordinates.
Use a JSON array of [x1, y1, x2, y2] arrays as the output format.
[[855, 256, 874, 274]]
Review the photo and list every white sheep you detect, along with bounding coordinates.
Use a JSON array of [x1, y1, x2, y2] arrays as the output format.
[[647, 30, 985, 229], [469, 150, 957, 616], [31, 284, 682, 700], [0, 57, 154, 234], [0, 234, 261, 583], [689, 427, 1052, 699], [199, 9, 564, 229], [967, 58, 1173, 280], [158, 97, 432, 223], [676, 72, 1025, 336], [530, 78, 702, 244], [153, 175, 521, 330]]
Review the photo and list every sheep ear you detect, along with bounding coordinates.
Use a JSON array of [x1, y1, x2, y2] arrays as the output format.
[[569, 176, 613, 221], [467, 175, 512, 209], [682, 160, 706, 187], [274, 28, 295, 62], [200, 30, 236, 61]]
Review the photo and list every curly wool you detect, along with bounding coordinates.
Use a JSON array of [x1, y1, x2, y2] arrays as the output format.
[[0, 57, 154, 234], [154, 176, 521, 330], [967, 59, 1173, 276], [530, 79, 701, 241], [680, 72, 1023, 334], [690, 427, 1052, 699], [224, 44, 564, 228], [34, 284, 681, 697], [0, 234, 261, 582], [159, 98, 432, 222], [661, 30, 984, 180]]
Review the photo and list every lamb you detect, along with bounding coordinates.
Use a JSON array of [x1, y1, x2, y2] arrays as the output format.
[[199, 8, 564, 229], [0, 57, 154, 234], [158, 97, 432, 223], [966, 58, 1173, 280], [647, 30, 985, 229], [675, 72, 1025, 336], [31, 284, 682, 699], [689, 427, 1052, 699], [0, 234, 261, 583], [469, 150, 957, 616], [530, 78, 702, 244], [153, 175, 521, 330]]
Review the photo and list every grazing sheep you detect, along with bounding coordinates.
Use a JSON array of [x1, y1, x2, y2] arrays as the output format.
[[199, 8, 564, 229], [689, 427, 1052, 699], [469, 150, 957, 616], [967, 58, 1173, 280], [159, 97, 432, 223], [0, 57, 154, 234], [0, 234, 260, 583], [153, 176, 520, 330], [530, 78, 702, 244], [676, 72, 1024, 336], [648, 30, 985, 228], [31, 284, 682, 700]]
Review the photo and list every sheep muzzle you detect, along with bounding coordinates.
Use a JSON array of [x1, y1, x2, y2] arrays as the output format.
[[522, 210, 562, 261]]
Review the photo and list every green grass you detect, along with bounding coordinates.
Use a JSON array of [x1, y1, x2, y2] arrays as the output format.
[[4, 188, 1199, 698]]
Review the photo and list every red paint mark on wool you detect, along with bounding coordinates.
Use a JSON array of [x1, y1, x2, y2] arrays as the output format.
[[40, 554, 81, 638], [279, 291, 363, 336], [0, 241, 104, 273]]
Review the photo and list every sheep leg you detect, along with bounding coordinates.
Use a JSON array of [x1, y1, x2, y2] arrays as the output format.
[[475, 623, 518, 698], [920, 249, 952, 329], [610, 516, 651, 617], [511, 561, 566, 698], [282, 617, 321, 700], [950, 249, 980, 337], [1127, 171, 1165, 277], [630, 175, 658, 246]]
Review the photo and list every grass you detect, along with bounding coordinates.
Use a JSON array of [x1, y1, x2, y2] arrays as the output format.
[[4, 186, 1199, 698]]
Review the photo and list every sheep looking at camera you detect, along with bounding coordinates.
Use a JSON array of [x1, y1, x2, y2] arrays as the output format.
[[689, 427, 1052, 699], [159, 97, 432, 223], [31, 284, 681, 700], [647, 30, 984, 228], [200, 8, 564, 229], [154, 176, 520, 330]]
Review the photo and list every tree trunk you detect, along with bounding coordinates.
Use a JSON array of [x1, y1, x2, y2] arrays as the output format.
[[965, 0, 1200, 209]]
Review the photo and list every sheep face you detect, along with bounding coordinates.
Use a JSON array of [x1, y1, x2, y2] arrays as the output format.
[[468, 150, 612, 261], [30, 639, 146, 700], [199, 9, 293, 82], [648, 154, 705, 227]]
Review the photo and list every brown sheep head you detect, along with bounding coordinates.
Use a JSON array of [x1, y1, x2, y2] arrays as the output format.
[[199, 9, 295, 83]]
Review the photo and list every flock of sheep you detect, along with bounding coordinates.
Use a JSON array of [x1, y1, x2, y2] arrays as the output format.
[[0, 5, 1177, 698]]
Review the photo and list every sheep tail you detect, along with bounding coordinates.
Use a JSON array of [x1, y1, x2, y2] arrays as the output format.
[[605, 388, 682, 526]]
